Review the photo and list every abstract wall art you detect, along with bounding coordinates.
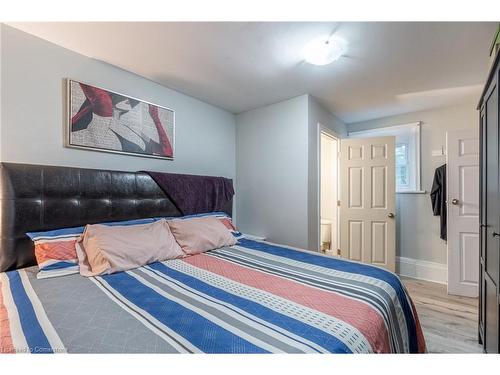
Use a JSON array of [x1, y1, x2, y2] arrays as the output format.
[[67, 79, 175, 159]]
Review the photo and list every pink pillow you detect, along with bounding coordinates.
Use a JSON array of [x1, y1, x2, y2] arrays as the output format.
[[76, 219, 184, 276], [167, 216, 237, 255]]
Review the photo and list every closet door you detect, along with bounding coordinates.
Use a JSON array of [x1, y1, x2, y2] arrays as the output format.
[[483, 71, 499, 354], [447, 129, 480, 297], [479, 107, 486, 345]]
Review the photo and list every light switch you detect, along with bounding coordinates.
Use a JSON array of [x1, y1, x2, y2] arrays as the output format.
[[432, 147, 444, 156]]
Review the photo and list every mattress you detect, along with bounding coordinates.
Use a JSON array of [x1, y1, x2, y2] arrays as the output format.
[[0, 237, 426, 354]]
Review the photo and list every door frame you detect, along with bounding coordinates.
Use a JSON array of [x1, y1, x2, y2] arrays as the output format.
[[317, 123, 341, 254]]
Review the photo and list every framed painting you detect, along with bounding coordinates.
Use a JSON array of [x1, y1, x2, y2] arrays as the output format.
[[66, 79, 175, 160]]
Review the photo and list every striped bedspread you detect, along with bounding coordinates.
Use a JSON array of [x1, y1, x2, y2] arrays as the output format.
[[0, 238, 426, 354]]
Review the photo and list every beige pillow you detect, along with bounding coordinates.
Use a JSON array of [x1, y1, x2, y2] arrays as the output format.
[[76, 219, 184, 276], [167, 216, 237, 255]]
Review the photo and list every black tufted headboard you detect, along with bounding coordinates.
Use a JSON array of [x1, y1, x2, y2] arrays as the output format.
[[0, 162, 233, 272]]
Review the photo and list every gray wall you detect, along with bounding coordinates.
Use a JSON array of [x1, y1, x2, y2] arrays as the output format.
[[235, 95, 310, 248], [0, 24, 235, 181], [235, 94, 346, 250], [3, 24, 469, 266], [348, 101, 478, 264]]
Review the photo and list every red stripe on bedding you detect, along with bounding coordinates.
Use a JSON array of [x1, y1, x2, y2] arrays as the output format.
[[34, 239, 77, 265], [218, 218, 236, 230], [0, 280, 15, 354], [183, 253, 391, 352], [409, 297, 427, 353]]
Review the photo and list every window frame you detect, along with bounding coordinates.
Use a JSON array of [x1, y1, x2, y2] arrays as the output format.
[[348, 122, 423, 193]]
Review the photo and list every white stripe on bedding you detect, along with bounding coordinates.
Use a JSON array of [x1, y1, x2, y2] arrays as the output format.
[[126, 270, 286, 353], [36, 268, 79, 280], [90, 276, 200, 353], [18, 270, 66, 353], [164, 259, 371, 353], [141, 266, 326, 353], [229, 243, 409, 351], [0, 273, 29, 353], [33, 236, 79, 244]]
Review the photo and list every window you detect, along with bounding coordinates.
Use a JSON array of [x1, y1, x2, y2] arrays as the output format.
[[396, 143, 409, 188], [348, 122, 422, 193]]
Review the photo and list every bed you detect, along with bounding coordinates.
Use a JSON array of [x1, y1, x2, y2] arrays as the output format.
[[0, 163, 426, 354]]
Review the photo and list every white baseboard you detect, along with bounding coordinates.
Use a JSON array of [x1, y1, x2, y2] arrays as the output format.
[[396, 256, 447, 285]]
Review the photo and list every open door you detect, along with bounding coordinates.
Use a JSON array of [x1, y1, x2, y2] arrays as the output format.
[[446, 129, 479, 297], [340, 136, 396, 271]]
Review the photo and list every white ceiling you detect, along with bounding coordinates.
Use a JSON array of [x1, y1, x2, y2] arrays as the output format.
[[8, 22, 497, 123]]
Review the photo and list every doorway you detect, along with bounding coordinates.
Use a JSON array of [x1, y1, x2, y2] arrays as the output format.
[[318, 127, 397, 271], [320, 131, 339, 256]]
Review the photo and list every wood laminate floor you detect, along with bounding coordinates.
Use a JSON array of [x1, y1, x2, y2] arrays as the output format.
[[402, 277, 483, 353]]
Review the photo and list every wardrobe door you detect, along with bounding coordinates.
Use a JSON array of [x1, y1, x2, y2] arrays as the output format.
[[479, 108, 486, 345], [484, 73, 499, 353]]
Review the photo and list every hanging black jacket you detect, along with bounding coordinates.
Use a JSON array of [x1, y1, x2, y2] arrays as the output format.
[[430, 164, 447, 241]]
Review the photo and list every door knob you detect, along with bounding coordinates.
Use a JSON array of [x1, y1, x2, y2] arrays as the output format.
[[387, 213, 395, 218], [493, 232, 500, 237], [451, 198, 459, 205]]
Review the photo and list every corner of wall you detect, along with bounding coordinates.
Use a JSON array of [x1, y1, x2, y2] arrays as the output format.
[[234, 94, 311, 249], [306, 94, 347, 252]]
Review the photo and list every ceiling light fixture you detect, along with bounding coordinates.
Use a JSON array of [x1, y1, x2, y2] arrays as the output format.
[[304, 35, 348, 66]]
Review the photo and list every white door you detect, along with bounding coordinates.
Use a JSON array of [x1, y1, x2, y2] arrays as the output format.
[[340, 137, 396, 271], [447, 130, 479, 297]]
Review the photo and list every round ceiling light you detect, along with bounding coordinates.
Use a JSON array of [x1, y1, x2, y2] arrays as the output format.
[[304, 35, 348, 66]]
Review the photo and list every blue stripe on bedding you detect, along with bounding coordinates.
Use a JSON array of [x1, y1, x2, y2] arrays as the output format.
[[147, 262, 351, 353], [237, 238, 418, 353], [42, 262, 78, 271], [100, 271, 268, 353], [26, 226, 84, 240], [27, 218, 156, 240], [6, 271, 53, 353]]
